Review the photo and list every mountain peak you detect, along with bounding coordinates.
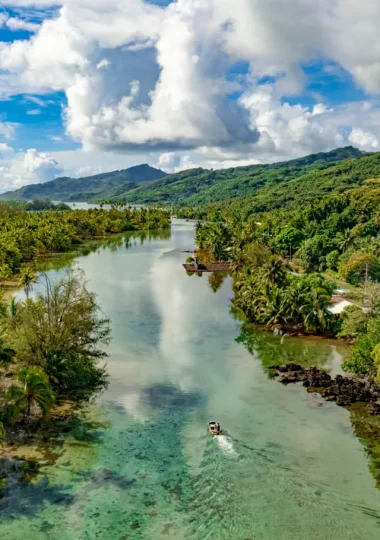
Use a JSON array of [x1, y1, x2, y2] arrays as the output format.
[[0, 163, 167, 202]]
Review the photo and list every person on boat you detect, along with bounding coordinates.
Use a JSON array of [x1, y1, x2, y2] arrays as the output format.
[[209, 421, 216, 432], [209, 421, 221, 434]]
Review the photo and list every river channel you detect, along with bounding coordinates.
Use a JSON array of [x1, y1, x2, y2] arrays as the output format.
[[1, 220, 380, 539]]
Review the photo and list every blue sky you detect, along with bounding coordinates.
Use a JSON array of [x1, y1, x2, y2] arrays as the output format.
[[0, 0, 378, 190]]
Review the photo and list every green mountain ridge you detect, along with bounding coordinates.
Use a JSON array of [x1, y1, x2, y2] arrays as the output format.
[[0, 147, 372, 212], [101, 146, 366, 207], [0, 164, 167, 202]]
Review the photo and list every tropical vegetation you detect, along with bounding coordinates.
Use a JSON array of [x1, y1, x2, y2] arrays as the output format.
[[0, 271, 110, 435], [195, 195, 380, 378], [0, 204, 170, 279]]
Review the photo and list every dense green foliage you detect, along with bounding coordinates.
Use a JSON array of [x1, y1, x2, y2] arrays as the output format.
[[193, 179, 380, 280], [108, 146, 364, 206], [0, 272, 110, 428], [0, 164, 166, 202], [175, 149, 380, 220], [195, 221, 334, 334], [0, 205, 170, 277], [337, 285, 380, 378], [25, 199, 71, 211], [195, 199, 380, 377]]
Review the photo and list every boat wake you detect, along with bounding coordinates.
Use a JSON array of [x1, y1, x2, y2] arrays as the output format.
[[215, 434, 238, 458]]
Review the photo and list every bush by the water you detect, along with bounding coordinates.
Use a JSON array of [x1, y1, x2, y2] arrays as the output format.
[[0, 271, 110, 435]]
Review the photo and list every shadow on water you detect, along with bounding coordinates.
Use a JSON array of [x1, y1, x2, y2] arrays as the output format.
[[36, 228, 172, 274], [236, 321, 380, 501], [141, 383, 204, 410], [235, 322, 350, 373], [0, 458, 75, 520], [0, 409, 109, 519], [0, 382, 205, 535], [349, 405, 380, 490]]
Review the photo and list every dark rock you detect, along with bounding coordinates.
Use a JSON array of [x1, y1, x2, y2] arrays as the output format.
[[275, 364, 380, 413], [278, 365, 290, 373], [280, 363, 304, 372], [279, 372, 302, 384]]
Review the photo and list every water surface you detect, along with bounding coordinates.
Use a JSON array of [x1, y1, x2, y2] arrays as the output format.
[[2, 220, 380, 539]]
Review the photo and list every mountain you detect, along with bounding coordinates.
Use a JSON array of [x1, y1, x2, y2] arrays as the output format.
[[103, 146, 366, 206], [195, 150, 380, 218], [0, 164, 167, 202], [0, 147, 367, 207]]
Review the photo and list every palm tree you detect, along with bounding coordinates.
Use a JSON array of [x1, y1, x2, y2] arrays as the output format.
[[338, 229, 356, 252], [205, 227, 226, 261], [284, 285, 306, 323], [195, 221, 206, 249], [259, 285, 287, 327], [7, 367, 55, 421], [0, 339, 15, 370], [260, 256, 287, 287], [300, 288, 331, 333], [0, 264, 11, 289], [18, 268, 39, 300]]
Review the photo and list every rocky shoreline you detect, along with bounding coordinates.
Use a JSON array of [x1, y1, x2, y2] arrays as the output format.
[[271, 363, 380, 414]]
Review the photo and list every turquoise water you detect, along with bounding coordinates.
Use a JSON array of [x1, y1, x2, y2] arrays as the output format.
[[2, 220, 380, 539]]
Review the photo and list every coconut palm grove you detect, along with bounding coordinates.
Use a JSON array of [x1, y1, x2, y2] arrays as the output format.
[[2, 0, 380, 536]]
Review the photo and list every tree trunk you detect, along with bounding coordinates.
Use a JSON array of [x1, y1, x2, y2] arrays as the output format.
[[27, 397, 31, 417]]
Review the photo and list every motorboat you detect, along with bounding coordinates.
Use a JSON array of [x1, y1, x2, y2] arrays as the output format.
[[209, 421, 222, 436]]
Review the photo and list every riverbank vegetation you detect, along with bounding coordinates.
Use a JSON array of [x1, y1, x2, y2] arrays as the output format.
[[196, 222, 335, 334], [0, 271, 110, 442], [0, 204, 170, 280], [193, 177, 380, 378]]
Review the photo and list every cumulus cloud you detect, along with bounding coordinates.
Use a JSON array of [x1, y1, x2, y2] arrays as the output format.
[[0, 147, 63, 192], [0, 0, 379, 165], [0, 11, 40, 32], [5, 17, 40, 32], [349, 128, 379, 150]]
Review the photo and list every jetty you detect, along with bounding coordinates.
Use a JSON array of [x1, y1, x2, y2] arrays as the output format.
[[183, 262, 231, 273]]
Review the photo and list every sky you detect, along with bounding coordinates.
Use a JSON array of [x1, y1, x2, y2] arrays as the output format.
[[0, 0, 379, 191]]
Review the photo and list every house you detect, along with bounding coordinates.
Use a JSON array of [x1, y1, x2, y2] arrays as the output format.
[[328, 296, 355, 315]]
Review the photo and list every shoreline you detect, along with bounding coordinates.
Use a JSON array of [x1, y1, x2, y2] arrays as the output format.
[[272, 363, 380, 412], [1, 226, 171, 298]]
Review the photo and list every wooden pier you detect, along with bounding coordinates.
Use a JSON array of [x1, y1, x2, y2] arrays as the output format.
[[183, 262, 231, 273]]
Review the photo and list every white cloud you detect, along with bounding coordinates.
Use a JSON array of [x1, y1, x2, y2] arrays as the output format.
[[0, 147, 63, 192], [349, 128, 379, 150], [96, 58, 110, 70], [26, 108, 41, 115], [0, 121, 16, 140], [0, 11, 40, 32], [0, 0, 379, 166], [6, 17, 40, 32], [0, 143, 14, 153]]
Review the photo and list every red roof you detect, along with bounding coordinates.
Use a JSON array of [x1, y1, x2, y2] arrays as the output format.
[[330, 296, 347, 304]]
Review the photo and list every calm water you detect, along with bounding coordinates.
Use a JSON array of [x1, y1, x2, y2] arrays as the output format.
[[2, 220, 380, 539]]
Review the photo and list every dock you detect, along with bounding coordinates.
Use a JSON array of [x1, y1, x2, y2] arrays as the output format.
[[183, 262, 231, 273]]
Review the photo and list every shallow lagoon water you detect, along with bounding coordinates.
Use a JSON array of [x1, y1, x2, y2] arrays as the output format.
[[2, 220, 380, 539]]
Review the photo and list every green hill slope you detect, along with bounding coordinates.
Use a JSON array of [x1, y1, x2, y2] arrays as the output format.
[[0, 164, 167, 202], [187, 150, 380, 219], [104, 146, 364, 205]]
